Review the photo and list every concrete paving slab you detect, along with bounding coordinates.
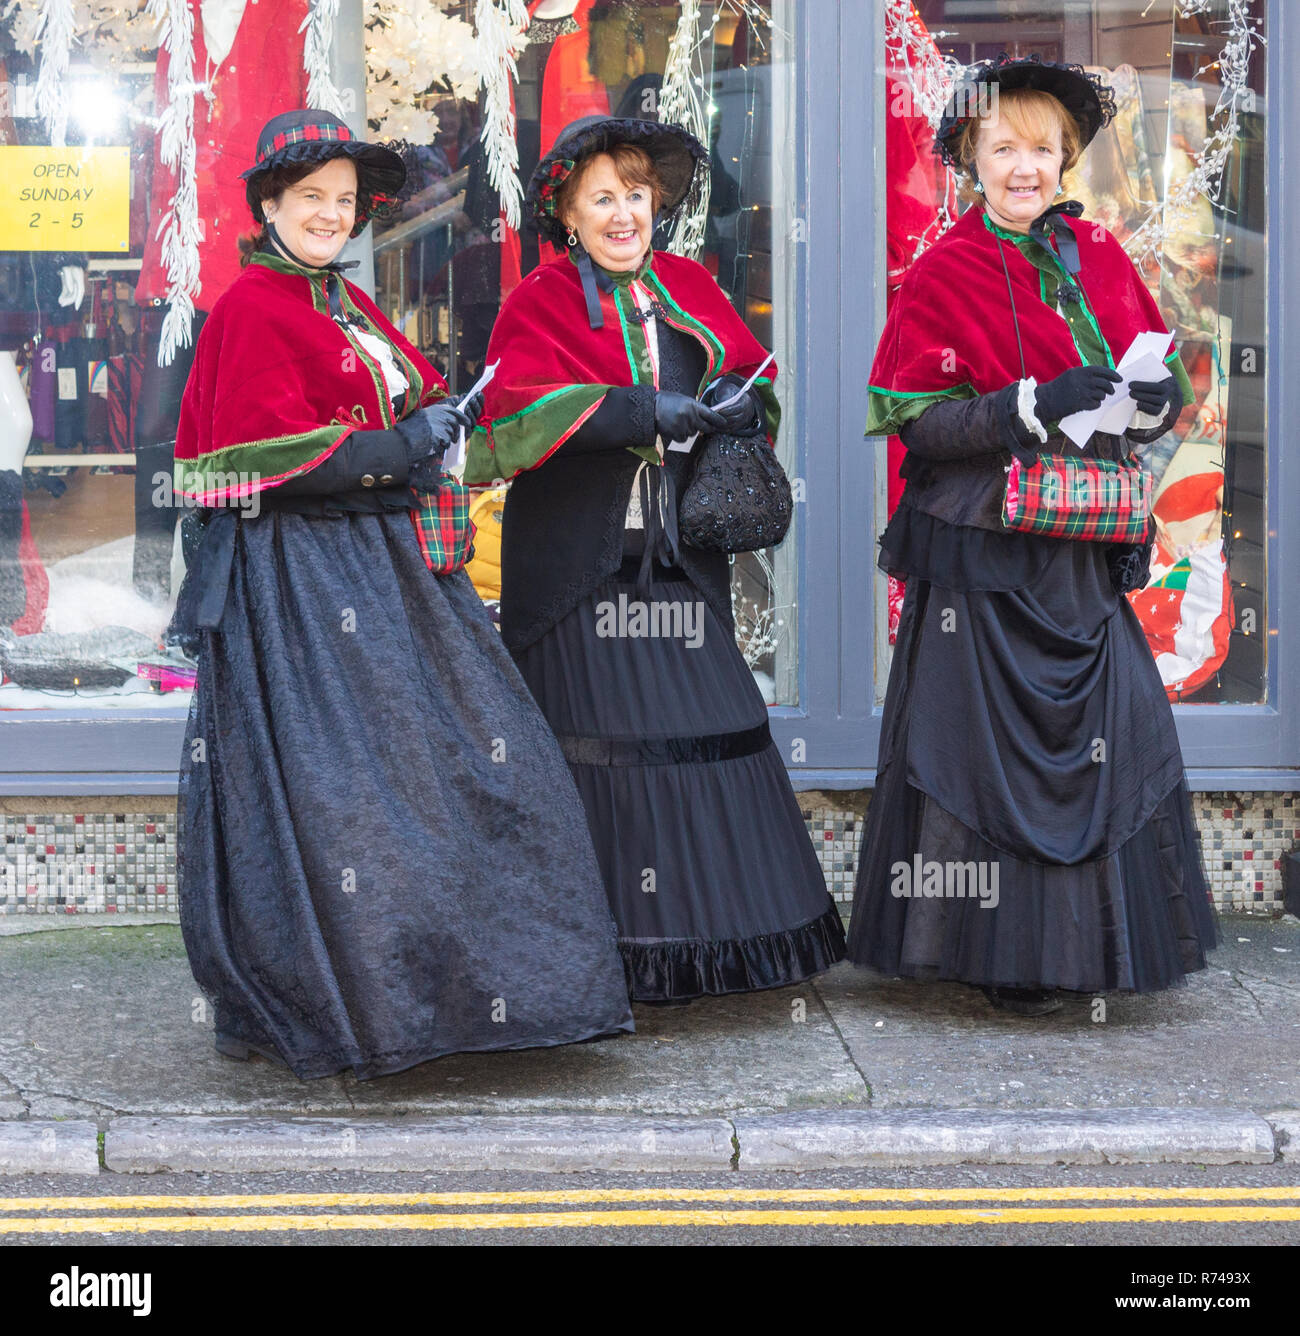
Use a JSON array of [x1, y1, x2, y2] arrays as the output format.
[[814, 915, 1300, 1112], [0, 926, 867, 1118], [0, 927, 355, 1118], [105, 1115, 736, 1173], [733, 1107, 1277, 1170], [0, 1121, 100, 1174], [340, 985, 867, 1116]]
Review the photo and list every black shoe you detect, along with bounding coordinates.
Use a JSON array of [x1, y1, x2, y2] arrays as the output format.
[[979, 985, 1063, 1017], [214, 1032, 290, 1068]]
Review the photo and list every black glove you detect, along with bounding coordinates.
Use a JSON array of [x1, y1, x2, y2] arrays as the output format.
[[1033, 365, 1123, 424], [654, 391, 726, 442], [452, 388, 485, 428], [397, 399, 477, 490], [700, 375, 764, 434], [1127, 376, 1182, 417]]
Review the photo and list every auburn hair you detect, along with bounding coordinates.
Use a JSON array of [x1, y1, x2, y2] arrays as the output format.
[[554, 144, 664, 233]]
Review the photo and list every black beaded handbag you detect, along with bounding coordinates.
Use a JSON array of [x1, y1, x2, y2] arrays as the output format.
[[677, 430, 793, 553]]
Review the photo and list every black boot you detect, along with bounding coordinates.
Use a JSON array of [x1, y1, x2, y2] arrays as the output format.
[[979, 985, 1062, 1017]]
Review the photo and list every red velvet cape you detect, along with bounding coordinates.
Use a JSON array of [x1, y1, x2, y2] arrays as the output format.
[[870, 205, 1176, 404], [174, 253, 447, 505], [466, 249, 777, 486]]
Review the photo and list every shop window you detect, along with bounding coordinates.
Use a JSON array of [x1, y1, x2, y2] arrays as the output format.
[[880, 0, 1268, 706], [0, 1, 799, 710], [367, 0, 800, 705]]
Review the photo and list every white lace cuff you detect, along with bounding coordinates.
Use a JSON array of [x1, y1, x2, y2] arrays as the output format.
[[1016, 377, 1048, 443]]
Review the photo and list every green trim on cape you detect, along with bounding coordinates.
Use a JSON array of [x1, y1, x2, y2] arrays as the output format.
[[865, 383, 976, 437], [175, 425, 348, 500], [464, 385, 608, 485]]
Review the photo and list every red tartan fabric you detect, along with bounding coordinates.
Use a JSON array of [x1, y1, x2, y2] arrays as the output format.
[[1002, 454, 1150, 544], [410, 471, 475, 574]]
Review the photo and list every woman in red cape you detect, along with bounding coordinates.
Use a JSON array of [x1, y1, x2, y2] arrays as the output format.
[[467, 117, 844, 1001], [847, 58, 1217, 1013], [171, 110, 632, 1079]]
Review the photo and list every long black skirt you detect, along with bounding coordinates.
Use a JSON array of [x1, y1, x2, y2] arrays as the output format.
[[178, 508, 634, 1080], [513, 555, 845, 1001], [847, 527, 1218, 993]]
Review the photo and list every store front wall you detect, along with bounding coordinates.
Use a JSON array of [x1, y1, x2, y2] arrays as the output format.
[[0, 1, 1295, 920]]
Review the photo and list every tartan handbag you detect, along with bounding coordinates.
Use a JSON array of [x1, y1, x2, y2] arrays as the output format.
[[410, 471, 476, 574], [1002, 454, 1151, 544]]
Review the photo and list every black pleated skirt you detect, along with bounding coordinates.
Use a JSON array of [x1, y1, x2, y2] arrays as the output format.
[[513, 554, 845, 1001], [178, 508, 634, 1080], [848, 518, 1218, 993]]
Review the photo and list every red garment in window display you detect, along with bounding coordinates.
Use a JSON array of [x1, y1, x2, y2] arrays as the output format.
[[13, 507, 48, 636], [882, 8, 957, 641], [498, 0, 611, 298], [135, 0, 310, 312]]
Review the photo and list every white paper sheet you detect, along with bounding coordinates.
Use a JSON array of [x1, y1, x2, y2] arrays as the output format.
[[442, 360, 499, 472], [1056, 331, 1175, 448], [665, 351, 777, 453]]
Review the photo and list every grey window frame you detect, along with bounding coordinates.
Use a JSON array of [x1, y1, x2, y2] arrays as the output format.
[[0, 0, 1296, 794]]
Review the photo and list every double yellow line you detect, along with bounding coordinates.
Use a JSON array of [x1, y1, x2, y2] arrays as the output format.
[[2, 1185, 1299, 1234]]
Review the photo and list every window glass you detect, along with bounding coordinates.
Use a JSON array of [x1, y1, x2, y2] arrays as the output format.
[[881, 0, 1267, 706], [0, 0, 792, 712], [370, 0, 799, 705]]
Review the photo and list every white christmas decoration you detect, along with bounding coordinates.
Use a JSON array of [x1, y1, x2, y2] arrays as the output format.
[[472, 0, 528, 230], [302, 0, 347, 119], [32, 0, 78, 147], [658, 0, 710, 258], [1125, 0, 1265, 273], [146, 0, 202, 366], [12, 3, 158, 71], [730, 548, 788, 674], [366, 1, 480, 144], [883, 0, 963, 266]]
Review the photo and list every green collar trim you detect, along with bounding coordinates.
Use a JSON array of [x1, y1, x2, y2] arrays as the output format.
[[980, 210, 1036, 245], [248, 249, 352, 279]]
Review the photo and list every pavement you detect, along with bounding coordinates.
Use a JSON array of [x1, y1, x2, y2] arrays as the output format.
[[0, 913, 1297, 1174]]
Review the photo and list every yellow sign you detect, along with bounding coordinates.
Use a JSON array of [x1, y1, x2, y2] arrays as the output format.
[[0, 146, 130, 252]]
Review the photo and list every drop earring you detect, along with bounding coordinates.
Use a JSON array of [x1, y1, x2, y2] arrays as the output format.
[[1055, 182, 1064, 196], [973, 180, 984, 195], [566, 228, 578, 247]]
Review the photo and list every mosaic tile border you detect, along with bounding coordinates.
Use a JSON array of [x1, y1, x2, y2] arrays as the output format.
[[1, 813, 177, 916], [0, 792, 1295, 917], [800, 791, 1297, 915]]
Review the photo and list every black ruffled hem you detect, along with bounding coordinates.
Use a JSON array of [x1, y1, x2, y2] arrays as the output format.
[[622, 904, 847, 1002]]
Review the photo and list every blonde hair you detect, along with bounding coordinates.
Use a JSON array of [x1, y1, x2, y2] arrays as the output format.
[[953, 87, 1083, 206]]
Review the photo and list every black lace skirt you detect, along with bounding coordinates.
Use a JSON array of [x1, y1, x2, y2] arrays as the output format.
[[178, 508, 634, 1080], [848, 512, 1218, 992], [513, 554, 845, 1001]]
